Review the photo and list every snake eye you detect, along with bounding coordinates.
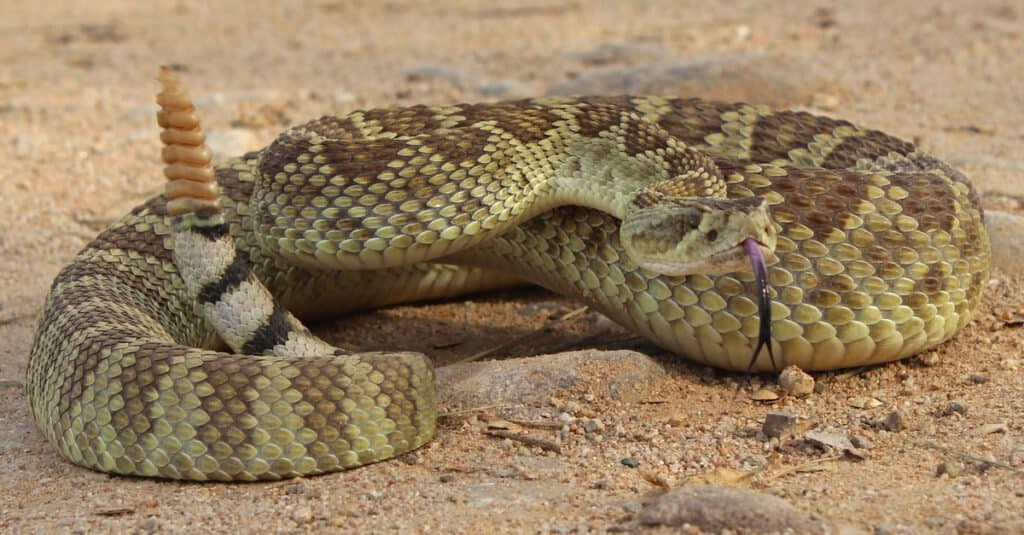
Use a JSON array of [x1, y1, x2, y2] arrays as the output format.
[[705, 229, 718, 242]]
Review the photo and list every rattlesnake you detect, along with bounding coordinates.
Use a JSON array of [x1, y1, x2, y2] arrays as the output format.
[[26, 69, 990, 481]]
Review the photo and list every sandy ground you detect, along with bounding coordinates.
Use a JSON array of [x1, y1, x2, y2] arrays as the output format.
[[1, 0, 1023, 533]]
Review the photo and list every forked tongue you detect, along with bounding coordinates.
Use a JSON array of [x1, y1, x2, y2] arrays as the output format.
[[743, 238, 775, 371]]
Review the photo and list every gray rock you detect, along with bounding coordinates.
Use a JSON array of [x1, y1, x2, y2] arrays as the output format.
[[878, 410, 904, 432], [803, 430, 866, 459], [985, 210, 1024, 273], [762, 411, 798, 438], [939, 401, 967, 417], [639, 485, 829, 533], [437, 350, 666, 409]]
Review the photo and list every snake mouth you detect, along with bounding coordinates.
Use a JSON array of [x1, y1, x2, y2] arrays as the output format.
[[743, 238, 775, 371]]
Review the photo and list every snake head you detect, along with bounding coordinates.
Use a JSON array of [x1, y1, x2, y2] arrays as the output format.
[[620, 195, 776, 277]]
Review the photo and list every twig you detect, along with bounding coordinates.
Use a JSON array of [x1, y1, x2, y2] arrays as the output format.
[[831, 366, 871, 381], [94, 507, 135, 517], [759, 454, 843, 482], [436, 404, 510, 419], [503, 418, 563, 430], [484, 429, 562, 453]]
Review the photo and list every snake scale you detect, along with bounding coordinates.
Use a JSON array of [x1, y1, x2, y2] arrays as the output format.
[[26, 70, 990, 481]]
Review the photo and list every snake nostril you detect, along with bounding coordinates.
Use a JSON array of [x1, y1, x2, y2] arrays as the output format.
[[706, 229, 718, 242]]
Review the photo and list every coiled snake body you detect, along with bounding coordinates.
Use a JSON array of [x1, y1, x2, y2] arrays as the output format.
[[27, 72, 990, 481]]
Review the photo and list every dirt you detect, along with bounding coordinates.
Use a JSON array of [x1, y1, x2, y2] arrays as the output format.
[[1, 0, 1022, 533]]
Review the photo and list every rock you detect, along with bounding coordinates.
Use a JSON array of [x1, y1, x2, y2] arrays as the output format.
[[939, 401, 967, 417], [638, 485, 829, 533], [291, 505, 314, 524], [436, 350, 666, 410], [803, 430, 865, 459], [778, 365, 815, 396], [135, 518, 159, 534], [848, 396, 883, 409], [581, 418, 605, 434], [620, 458, 639, 468], [761, 411, 798, 438], [936, 460, 963, 478], [984, 211, 1024, 273], [878, 410, 904, 432]]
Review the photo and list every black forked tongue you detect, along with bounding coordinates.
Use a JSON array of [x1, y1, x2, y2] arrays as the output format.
[[743, 238, 775, 371]]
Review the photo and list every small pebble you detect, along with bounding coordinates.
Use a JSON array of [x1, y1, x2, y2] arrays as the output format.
[[136, 518, 159, 534], [621, 458, 640, 468], [848, 396, 882, 409], [878, 410, 904, 431], [582, 418, 605, 433], [939, 401, 967, 417], [761, 411, 798, 438], [778, 365, 815, 396], [968, 373, 988, 384], [936, 460, 962, 478], [291, 506, 314, 524]]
